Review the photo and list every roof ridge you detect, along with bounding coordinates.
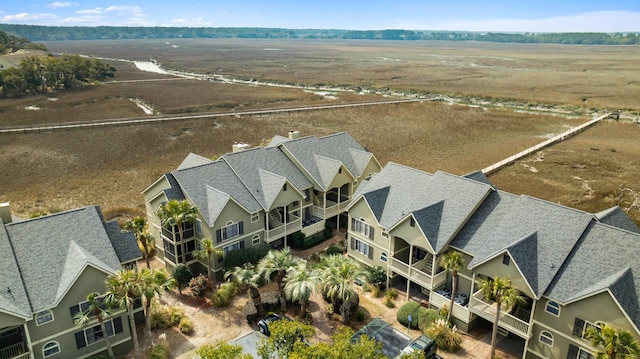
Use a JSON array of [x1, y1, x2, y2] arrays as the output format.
[[5, 206, 89, 227], [1, 222, 34, 314]]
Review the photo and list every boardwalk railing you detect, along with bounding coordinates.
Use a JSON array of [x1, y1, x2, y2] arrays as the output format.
[[481, 113, 610, 175]]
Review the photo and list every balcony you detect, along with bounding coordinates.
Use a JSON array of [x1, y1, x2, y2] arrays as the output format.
[[469, 290, 532, 338], [311, 195, 351, 219], [389, 257, 446, 290], [430, 290, 471, 322], [0, 342, 29, 359], [161, 226, 194, 241], [266, 214, 301, 240]]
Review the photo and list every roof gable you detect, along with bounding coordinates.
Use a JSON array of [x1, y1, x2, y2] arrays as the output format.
[[257, 170, 288, 209], [177, 153, 214, 170], [596, 206, 640, 234], [0, 222, 31, 319], [313, 154, 343, 190], [363, 186, 391, 221], [507, 232, 539, 295], [412, 201, 444, 251]]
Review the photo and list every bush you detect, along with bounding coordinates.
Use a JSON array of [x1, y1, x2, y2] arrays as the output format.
[[212, 282, 238, 308], [172, 264, 193, 294], [326, 245, 344, 256], [384, 297, 395, 308], [178, 317, 194, 335], [417, 309, 445, 331], [147, 339, 171, 359], [425, 319, 462, 352], [365, 266, 387, 289], [369, 285, 381, 298], [356, 310, 366, 321], [323, 222, 334, 239], [290, 231, 306, 248], [385, 288, 398, 300], [151, 304, 185, 329], [397, 302, 421, 329], [301, 235, 325, 249], [223, 243, 270, 270], [189, 274, 212, 298]]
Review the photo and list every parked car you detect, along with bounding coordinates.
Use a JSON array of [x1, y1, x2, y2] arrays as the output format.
[[397, 335, 439, 359], [257, 313, 284, 336]]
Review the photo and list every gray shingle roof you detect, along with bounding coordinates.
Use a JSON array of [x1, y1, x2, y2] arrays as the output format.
[[545, 222, 640, 329], [221, 146, 312, 209], [104, 221, 143, 264], [171, 161, 261, 227], [164, 173, 186, 201], [177, 153, 214, 170], [1, 206, 137, 315], [467, 195, 594, 298], [0, 221, 32, 319], [351, 162, 493, 253], [595, 206, 640, 234], [279, 132, 372, 190]]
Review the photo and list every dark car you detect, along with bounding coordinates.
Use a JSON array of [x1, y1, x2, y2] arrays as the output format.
[[397, 335, 438, 359], [257, 313, 284, 336]]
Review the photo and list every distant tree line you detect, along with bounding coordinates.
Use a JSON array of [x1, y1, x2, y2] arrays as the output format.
[[0, 29, 47, 54], [1, 24, 639, 45], [0, 54, 116, 98]]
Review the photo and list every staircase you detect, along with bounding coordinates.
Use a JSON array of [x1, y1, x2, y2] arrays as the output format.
[[269, 209, 283, 228]]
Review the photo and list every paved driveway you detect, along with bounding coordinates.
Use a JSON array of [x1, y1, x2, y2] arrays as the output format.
[[230, 331, 266, 358]]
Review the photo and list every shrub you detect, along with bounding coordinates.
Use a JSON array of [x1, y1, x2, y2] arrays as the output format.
[[290, 231, 306, 248], [223, 243, 270, 270], [369, 285, 381, 298], [212, 282, 238, 308], [301, 235, 325, 249], [397, 302, 421, 329], [417, 309, 444, 331], [179, 317, 194, 335], [365, 266, 387, 289], [425, 319, 462, 352], [385, 288, 398, 300], [146, 339, 171, 359], [383, 297, 395, 308], [356, 310, 366, 321], [323, 222, 334, 239], [150, 304, 171, 329], [172, 264, 193, 294], [189, 274, 212, 298], [326, 245, 343, 256]]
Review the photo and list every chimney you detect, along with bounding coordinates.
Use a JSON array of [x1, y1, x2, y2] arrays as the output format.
[[0, 202, 12, 224], [232, 142, 250, 153], [288, 130, 300, 140]]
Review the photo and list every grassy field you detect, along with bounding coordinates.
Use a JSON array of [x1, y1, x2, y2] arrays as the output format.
[[1, 39, 639, 225]]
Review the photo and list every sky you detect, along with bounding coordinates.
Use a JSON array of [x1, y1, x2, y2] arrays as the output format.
[[1, 1, 640, 32]]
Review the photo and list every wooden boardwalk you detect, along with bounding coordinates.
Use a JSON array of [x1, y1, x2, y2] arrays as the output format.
[[481, 113, 611, 175]]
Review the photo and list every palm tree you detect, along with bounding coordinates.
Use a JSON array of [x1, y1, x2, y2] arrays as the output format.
[[477, 276, 526, 359], [440, 251, 464, 322], [156, 199, 198, 264], [73, 292, 114, 359], [125, 217, 155, 269], [105, 269, 142, 358], [140, 268, 174, 345], [284, 261, 320, 318], [319, 254, 367, 324], [585, 323, 640, 359], [225, 263, 264, 316], [258, 247, 302, 310], [193, 238, 222, 287]]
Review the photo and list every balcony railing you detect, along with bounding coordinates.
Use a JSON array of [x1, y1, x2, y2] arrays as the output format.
[[430, 290, 471, 322], [389, 257, 444, 290], [0, 342, 28, 359], [338, 199, 352, 211], [469, 290, 532, 338], [267, 215, 301, 240], [161, 226, 194, 241]]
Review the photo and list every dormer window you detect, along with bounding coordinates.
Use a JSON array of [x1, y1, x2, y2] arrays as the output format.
[[283, 183, 287, 191], [502, 254, 510, 265], [338, 167, 342, 174], [410, 217, 416, 227]]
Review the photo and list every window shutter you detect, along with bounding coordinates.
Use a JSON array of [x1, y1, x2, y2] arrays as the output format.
[[239, 221, 244, 235], [350, 237, 355, 250], [572, 318, 585, 337], [216, 229, 222, 243], [75, 331, 86, 349], [351, 217, 356, 230], [368, 246, 373, 259], [567, 344, 578, 359], [369, 227, 375, 240], [113, 317, 123, 334], [240, 240, 245, 249], [69, 304, 80, 319]]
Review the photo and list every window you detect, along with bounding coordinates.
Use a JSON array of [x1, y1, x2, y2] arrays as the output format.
[[539, 331, 553, 347], [567, 344, 596, 359], [410, 217, 416, 227], [36, 310, 54, 325], [351, 217, 374, 240], [381, 252, 388, 263], [283, 183, 287, 191], [502, 254, 510, 265], [43, 341, 60, 357], [338, 167, 342, 174], [70, 296, 106, 320], [75, 317, 123, 349], [351, 238, 373, 259], [223, 241, 245, 255], [195, 220, 202, 234], [365, 173, 373, 181], [252, 234, 260, 246], [216, 221, 244, 242], [382, 231, 389, 239], [251, 213, 259, 223], [573, 318, 602, 340], [545, 301, 560, 316]]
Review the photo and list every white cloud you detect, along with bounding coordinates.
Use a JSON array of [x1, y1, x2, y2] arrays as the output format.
[[169, 17, 212, 27], [1, 12, 58, 23], [430, 11, 640, 32], [46, 2, 72, 9], [76, 8, 103, 15]]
